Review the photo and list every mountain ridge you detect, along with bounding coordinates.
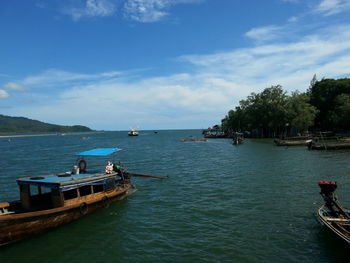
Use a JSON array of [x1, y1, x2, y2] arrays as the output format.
[[0, 114, 92, 133]]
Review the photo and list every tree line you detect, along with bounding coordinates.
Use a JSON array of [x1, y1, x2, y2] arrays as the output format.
[[221, 77, 350, 138]]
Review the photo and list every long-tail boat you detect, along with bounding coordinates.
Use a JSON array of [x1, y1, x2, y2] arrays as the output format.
[[307, 140, 350, 150], [181, 138, 207, 142], [317, 181, 350, 243], [273, 136, 311, 146], [0, 148, 138, 246]]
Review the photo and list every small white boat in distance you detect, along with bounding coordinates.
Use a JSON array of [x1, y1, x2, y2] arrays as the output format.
[[128, 128, 139, 136]]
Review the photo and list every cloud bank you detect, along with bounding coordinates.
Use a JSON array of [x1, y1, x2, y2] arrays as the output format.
[[315, 0, 350, 16]]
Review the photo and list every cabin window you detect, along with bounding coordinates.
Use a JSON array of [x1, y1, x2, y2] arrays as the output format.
[[40, 186, 51, 195], [30, 184, 39, 196], [79, 185, 92, 197], [63, 189, 78, 200], [26, 185, 54, 208], [93, 184, 104, 193], [104, 178, 115, 191]]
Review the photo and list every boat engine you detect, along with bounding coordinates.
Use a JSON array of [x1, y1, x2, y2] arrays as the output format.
[[319, 181, 337, 196], [318, 181, 350, 218], [319, 181, 338, 210]]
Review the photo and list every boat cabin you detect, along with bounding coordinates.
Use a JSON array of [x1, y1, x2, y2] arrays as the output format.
[[16, 172, 123, 210], [15, 148, 126, 211]]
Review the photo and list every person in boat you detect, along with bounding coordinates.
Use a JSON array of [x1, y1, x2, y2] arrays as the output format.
[[113, 163, 124, 175], [105, 161, 114, 174], [72, 165, 80, 174], [113, 163, 131, 182]]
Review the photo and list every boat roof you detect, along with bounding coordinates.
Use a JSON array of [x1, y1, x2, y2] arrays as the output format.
[[76, 148, 121, 156], [17, 172, 116, 191]]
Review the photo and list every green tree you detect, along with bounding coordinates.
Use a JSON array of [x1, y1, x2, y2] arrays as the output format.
[[331, 94, 350, 130], [240, 85, 288, 137], [222, 85, 320, 137], [309, 78, 350, 130], [286, 91, 317, 133]]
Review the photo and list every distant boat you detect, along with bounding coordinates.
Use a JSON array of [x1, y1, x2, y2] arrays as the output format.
[[128, 128, 139, 136], [307, 138, 350, 150], [0, 148, 137, 246], [317, 181, 350, 244], [273, 136, 311, 146], [181, 138, 207, 142], [232, 132, 244, 145]]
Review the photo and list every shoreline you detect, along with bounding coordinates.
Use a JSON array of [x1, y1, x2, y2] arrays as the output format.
[[0, 131, 100, 139], [0, 133, 66, 139]]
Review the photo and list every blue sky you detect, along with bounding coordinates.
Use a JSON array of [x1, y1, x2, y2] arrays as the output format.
[[1, 0, 350, 130]]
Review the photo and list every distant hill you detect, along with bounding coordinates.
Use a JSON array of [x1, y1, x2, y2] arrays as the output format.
[[0, 114, 92, 133]]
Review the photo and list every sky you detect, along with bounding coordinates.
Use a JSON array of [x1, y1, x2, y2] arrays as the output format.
[[0, 0, 350, 130]]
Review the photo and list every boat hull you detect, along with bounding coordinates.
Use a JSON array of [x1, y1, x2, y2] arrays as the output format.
[[309, 143, 350, 150], [0, 184, 135, 246], [317, 205, 350, 244], [273, 139, 307, 146]]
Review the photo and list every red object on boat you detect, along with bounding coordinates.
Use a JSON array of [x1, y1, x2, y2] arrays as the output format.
[[318, 181, 337, 195]]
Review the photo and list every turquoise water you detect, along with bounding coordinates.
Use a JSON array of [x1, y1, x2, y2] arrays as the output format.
[[1, 130, 350, 262]]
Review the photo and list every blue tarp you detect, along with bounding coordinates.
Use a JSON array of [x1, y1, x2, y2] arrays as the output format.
[[76, 148, 121, 156]]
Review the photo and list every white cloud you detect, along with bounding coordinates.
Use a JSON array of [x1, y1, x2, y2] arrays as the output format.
[[245, 25, 283, 43], [181, 24, 350, 94], [123, 0, 169, 22], [123, 0, 202, 23], [4, 82, 29, 91], [22, 69, 122, 87], [315, 0, 350, 16], [288, 16, 299, 23], [63, 0, 116, 21], [0, 90, 9, 99], [51, 0, 202, 23]]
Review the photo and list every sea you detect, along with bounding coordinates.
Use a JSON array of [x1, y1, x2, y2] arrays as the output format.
[[1, 130, 350, 263]]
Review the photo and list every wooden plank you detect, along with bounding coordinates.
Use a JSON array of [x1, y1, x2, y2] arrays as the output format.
[[324, 217, 350, 222], [0, 202, 10, 209]]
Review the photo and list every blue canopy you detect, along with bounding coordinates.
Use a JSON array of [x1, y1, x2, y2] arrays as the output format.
[[76, 148, 121, 156]]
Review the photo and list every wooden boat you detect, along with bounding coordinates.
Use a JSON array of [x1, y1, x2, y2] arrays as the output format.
[[273, 136, 311, 146], [317, 181, 350, 243], [128, 128, 139, 136], [274, 139, 307, 146], [181, 138, 207, 142], [307, 140, 350, 150], [232, 132, 244, 145], [0, 148, 137, 246]]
